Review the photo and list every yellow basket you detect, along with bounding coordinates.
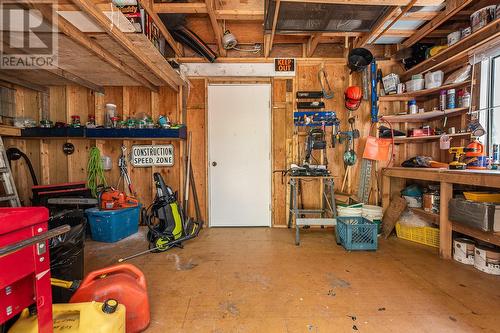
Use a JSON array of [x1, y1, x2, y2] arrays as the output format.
[[395, 223, 439, 248], [463, 192, 500, 203]]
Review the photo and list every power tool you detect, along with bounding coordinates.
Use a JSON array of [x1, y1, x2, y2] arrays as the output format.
[[304, 128, 327, 166], [449, 147, 476, 170], [98, 187, 139, 210]]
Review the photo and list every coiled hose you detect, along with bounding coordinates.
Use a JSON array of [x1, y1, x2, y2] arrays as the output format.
[[87, 147, 107, 197]]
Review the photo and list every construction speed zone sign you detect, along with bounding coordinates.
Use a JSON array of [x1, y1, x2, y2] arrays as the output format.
[[131, 144, 174, 167]]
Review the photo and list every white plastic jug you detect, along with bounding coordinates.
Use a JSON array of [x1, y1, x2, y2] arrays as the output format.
[[440, 134, 452, 150]]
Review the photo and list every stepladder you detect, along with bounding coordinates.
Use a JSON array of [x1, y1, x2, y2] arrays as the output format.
[[0, 137, 20, 207]]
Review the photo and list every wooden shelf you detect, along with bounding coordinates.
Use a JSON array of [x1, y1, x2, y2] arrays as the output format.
[[393, 132, 471, 143], [403, 19, 500, 80], [0, 125, 21, 137], [452, 221, 500, 247], [379, 81, 471, 101], [381, 107, 468, 123]]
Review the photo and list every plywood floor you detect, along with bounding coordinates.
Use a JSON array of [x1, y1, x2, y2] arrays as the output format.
[[85, 227, 500, 333]]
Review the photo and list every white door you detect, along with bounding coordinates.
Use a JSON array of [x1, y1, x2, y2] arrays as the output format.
[[208, 84, 271, 227]]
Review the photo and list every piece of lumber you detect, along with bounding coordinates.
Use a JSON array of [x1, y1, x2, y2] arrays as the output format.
[[205, 0, 226, 57], [46, 68, 104, 93], [306, 33, 322, 57], [266, 0, 281, 58], [439, 182, 452, 259], [0, 72, 49, 93], [216, 9, 264, 21], [40, 6, 158, 91], [153, 2, 207, 14], [372, 0, 417, 44], [137, 0, 181, 57], [356, 6, 400, 47], [382, 196, 407, 238], [70, 0, 182, 90], [402, 0, 474, 48]]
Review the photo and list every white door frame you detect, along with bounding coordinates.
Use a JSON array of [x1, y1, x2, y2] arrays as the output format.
[[207, 83, 272, 227]]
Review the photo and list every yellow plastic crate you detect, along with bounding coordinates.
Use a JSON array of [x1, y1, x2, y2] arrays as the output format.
[[463, 192, 500, 203], [395, 223, 439, 248]]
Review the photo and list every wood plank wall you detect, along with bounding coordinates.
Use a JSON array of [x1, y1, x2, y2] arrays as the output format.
[[184, 59, 469, 227], [4, 84, 183, 209]]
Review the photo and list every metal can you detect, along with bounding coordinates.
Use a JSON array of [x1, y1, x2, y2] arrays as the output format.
[[439, 90, 447, 111], [447, 89, 456, 109], [493, 144, 499, 164]]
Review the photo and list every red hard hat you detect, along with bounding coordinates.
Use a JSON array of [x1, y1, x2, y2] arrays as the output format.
[[344, 86, 362, 111]]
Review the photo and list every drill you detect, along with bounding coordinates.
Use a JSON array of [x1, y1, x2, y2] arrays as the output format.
[[449, 147, 476, 170]]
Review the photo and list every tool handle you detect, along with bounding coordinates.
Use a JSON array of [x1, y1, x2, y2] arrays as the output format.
[[80, 264, 147, 289]]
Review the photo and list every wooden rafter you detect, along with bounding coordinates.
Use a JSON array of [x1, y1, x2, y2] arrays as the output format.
[[266, 0, 281, 58], [306, 33, 322, 57], [371, 0, 418, 44], [46, 68, 105, 93], [137, 0, 181, 57], [35, 4, 159, 91], [216, 9, 264, 21], [402, 0, 473, 47], [355, 6, 400, 47], [205, 0, 226, 57], [70, 0, 182, 91], [0, 72, 49, 93], [281, 0, 444, 5], [153, 3, 264, 21]]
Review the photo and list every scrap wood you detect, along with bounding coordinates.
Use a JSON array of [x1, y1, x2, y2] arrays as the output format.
[[382, 196, 407, 239]]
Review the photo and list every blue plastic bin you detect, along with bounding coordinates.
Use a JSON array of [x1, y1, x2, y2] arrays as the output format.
[[336, 216, 378, 251], [85, 205, 141, 243]]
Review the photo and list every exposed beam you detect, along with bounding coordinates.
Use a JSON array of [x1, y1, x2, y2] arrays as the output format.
[[401, 10, 439, 20], [306, 33, 322, 57], [281, 0, 444, 5], [205, 0, 226, 57], [355, 6, 400, 47], [402, 0, 474, 47], [371, 0, 418, 44], [385, 29, 453, 37], [46, 68, 105, 93], [70, 0, 182, 91], [266, 0, 281, 58], [216, 9, 264, 21], [0, 72, 49, 93], [137, 0, 181, 56], [153, 2, 207, 14], [35, 4, 159, 91]]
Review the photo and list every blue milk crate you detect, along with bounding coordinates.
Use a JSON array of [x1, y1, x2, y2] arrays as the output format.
[[85, 205, 141, 243], [336, 216, 378, 251]]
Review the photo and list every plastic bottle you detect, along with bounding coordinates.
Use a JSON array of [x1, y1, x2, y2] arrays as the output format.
[[408, 100, 418, 114], [439, 90, 447, 111], [447, 89, 456, 109]]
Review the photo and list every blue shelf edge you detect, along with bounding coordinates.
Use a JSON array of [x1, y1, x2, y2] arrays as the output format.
[[20, 126, 187, 140]]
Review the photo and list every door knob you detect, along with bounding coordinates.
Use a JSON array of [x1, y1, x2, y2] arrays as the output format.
[[212, 161, 217, 167]]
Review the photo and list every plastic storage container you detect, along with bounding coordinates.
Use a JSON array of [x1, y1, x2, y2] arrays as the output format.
[[70, 264, 150, 333], [396, 222, 440, 248], [8, 301, 126, 333], [336, 216, 378, 251], [85, 205, 141, 242], [424, 71, 444, 89], [405, 79, 425, 92]]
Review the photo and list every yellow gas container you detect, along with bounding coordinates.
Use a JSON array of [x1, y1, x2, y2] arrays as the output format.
[[9, 300, 126, 333]]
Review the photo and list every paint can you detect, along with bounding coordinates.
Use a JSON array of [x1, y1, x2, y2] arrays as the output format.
[[470, 6, 496, 33], [474, 245, 500, 275], [453, 238, 475, 265], [423, 192, 439, 214], [447, 31, 461, 46]]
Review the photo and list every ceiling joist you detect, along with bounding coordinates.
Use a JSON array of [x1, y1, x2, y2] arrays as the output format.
[[306, 33, 322, 57], [280, 0, 444, 5], [402, 0, 473, 47], [355, 6, 400, 47], [70, 0, 182, 91], [205, 0, 226, 57], [371, 0, 418, 44], [266, 0, 281, 58]]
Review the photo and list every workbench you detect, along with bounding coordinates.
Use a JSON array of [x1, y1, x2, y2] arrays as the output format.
[[288, 176, 337, 245], [382, 167, 500, 259]]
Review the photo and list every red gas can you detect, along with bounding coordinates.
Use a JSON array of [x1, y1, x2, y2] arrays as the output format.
[[69, 264, 150, 333]]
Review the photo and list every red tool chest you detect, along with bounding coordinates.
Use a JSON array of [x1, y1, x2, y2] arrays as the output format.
[[0, 207, 53, 332]]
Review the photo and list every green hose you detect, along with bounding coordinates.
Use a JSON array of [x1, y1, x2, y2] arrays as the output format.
[[87, 147, 107, 197]]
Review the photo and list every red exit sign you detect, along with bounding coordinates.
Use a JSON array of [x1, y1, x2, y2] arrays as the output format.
[[274, 58, 295, 72]]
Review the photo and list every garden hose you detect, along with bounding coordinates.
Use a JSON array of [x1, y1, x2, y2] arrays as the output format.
[[87, 147, 107, 197]]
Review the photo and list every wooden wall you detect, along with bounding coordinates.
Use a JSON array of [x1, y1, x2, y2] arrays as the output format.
[[4, 84, 183, 209], [184, 59, 469, 227]]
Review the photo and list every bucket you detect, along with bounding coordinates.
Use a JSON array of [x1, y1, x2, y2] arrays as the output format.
[[453, 238, 475, 265], [474, 245, 500, 275], [70, 264, 150, 333], [337, 204, 362, 217], [8, 301, 126, 333]]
